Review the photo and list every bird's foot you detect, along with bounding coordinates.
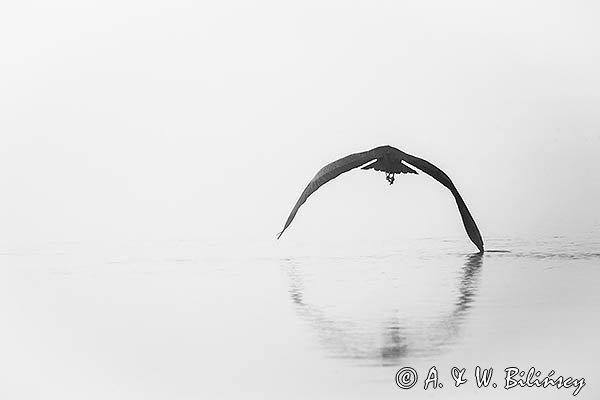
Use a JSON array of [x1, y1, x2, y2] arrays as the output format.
[[386, 172, 395, 185]]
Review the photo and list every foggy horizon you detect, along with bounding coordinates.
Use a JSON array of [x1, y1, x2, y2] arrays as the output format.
[[2, 1, 599, 247]]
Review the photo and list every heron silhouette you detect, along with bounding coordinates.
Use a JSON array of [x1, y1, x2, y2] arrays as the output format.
[[277, 145, 484, 253]]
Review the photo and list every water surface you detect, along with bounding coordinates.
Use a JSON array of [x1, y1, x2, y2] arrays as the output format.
[[0, 236, 598, 399]]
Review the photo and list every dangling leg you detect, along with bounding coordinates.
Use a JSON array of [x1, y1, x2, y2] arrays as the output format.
[[386, 172, 395, 185]]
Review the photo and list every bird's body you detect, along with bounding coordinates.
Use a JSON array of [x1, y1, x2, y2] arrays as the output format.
[[277, 145, 485, 253]]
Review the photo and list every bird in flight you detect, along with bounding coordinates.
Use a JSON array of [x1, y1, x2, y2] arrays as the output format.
[[277, 145, 484, 253]]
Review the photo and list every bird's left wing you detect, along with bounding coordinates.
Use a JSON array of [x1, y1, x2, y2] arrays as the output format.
[[277, 149, 378, 239]]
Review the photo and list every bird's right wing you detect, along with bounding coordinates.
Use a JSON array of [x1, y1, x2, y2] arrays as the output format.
[[400, 151, 485, 252], [277, 149, 379, 239]]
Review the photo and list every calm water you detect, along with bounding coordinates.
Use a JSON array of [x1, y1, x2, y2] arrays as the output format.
[[1, 236, 598, 399]]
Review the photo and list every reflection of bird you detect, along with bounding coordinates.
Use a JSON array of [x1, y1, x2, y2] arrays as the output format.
[[282, 252, 484, 364], [277, 145, 484, 252]]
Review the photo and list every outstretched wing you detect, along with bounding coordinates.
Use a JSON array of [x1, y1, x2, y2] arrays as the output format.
[[400, 151, 484, 252], [277, 146, 417, 239], [276, 148, 379, 239]]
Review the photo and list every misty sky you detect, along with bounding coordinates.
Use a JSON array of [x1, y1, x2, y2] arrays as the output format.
[[1, 0, 599, 247]]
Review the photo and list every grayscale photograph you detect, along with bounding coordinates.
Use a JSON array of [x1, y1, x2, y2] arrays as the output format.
[[1, 1, 598, 399]]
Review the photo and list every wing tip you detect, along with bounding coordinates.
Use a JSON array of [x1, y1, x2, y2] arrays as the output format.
[[472, 233, 484, 253]]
